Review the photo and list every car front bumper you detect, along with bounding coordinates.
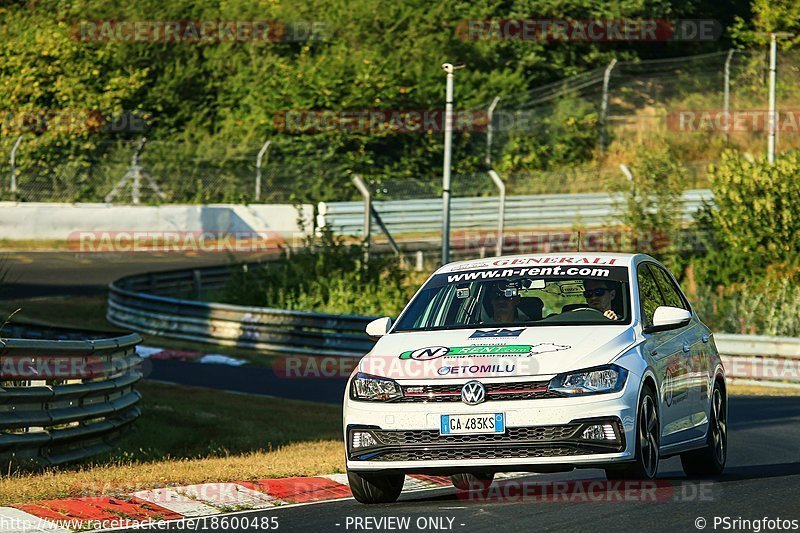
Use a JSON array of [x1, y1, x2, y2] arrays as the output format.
[[344, 377, 640, 474]]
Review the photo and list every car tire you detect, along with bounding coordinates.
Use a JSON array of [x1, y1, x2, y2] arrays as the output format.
[[680, 381, 727, 477], [605, 383, 660, 480], [450, 472, 495, 491], [347, 469, 404, 504]]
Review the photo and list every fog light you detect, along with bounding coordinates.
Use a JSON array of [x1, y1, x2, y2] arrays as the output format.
[[582, 424, 616, 440], [352, 431, 378, 449]]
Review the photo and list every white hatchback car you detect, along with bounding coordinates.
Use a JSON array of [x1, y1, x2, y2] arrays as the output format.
[[343, 253, 727, 503]]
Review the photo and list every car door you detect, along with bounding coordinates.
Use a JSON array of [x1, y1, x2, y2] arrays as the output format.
[[649, 264, 710, 440], [637, 263, 688, 447]]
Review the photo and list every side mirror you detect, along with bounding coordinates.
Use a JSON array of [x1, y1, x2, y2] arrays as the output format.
[[366, 317, 392, 339], [645, 306, 692, 333]]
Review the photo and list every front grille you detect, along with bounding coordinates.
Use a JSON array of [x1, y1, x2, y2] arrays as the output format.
[[397, 381, 563, 403], [348, 419, 626, 462], [373, 424, 581, 445], [375, 446, 580, 461]]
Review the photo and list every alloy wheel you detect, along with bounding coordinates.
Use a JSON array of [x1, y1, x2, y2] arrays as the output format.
[[639, 395, 659, 477], [711, 388, 727, 464]]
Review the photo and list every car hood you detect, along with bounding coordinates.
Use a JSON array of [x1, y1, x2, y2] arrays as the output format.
[[358, 325, 637, 380]]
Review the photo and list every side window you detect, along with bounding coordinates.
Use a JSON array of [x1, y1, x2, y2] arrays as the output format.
[[649, 265, 689, 311], [637, 264, 664, 326]]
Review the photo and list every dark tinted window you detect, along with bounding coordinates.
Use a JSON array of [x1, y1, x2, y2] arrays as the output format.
[[650, 265, 688, 310], [637, 264, 664, 326]]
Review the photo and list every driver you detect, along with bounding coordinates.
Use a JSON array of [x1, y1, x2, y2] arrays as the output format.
[[583, 279, 619, 320], [486, 281, 520, 323]]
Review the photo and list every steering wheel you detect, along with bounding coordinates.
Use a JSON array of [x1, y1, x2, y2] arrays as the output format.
[[568, 307, 605, 315]]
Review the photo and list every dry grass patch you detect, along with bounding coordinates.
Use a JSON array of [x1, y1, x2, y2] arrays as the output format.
[[0, 441, 344, 506], [0, 382, 345, 505]]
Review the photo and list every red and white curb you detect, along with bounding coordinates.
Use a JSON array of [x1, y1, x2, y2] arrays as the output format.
[[0, 473, 529, 531]]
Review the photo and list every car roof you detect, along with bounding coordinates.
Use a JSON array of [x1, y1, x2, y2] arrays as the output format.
[[434, 252, 649, 274]]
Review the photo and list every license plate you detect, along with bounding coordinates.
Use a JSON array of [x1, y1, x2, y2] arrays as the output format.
[[440, 413, 505, 435]]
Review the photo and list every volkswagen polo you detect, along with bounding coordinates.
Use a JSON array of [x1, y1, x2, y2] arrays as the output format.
[[343, 253, 727, 503]]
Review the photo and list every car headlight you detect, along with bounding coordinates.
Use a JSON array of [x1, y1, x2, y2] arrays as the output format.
[[548, 364, 628, 395], [349, 373, 403, 402]]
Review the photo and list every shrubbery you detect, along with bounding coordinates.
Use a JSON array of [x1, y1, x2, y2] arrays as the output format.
[[686, 150, 800, 335], [219, 231, 419, 316]]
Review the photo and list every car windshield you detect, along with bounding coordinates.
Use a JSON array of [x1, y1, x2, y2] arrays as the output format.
[[394, 265, 631, 332]]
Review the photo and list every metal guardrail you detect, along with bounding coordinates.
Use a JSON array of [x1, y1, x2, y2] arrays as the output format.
[[107, 265, 377, 357], [715, 333, 800, 389], [0, 324, 143, 466], [318, 189, 714, 236], [108, 264, 800, 389]]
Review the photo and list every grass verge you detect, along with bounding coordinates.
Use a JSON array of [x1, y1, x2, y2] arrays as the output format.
[[728, 383, 800, 397], [0, 382, 344, 506]]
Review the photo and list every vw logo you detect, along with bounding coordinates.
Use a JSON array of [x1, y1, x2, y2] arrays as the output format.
[[461, 381, 486, 405]]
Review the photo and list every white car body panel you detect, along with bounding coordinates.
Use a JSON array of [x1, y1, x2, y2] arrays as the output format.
[[343, 252, 725, 474]]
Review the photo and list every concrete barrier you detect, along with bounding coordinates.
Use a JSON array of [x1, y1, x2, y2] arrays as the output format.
[[0, 202, 313, 241]]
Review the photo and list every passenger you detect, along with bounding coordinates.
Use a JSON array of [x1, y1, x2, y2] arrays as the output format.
[[486, 282, 521, 323]]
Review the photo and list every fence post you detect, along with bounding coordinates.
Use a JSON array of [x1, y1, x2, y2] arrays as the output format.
[[488, 170, 505, 256], [599, 58, 618, 153], [723, 49, 735, 142], [485, 96, 501, 167], [351, 175, 371, 264], [255, 140, 271, 202], [9, 135, 23, 197]]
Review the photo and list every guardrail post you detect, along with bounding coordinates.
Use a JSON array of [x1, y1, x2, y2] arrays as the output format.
[[415, 250, 424, 272], [192, 269, 202, 299]]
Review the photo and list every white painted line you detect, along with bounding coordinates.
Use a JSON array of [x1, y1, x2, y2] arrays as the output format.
[[175, 483, 282, 509], [319, 474, 350, 486], [403, 476, 447, 491], [0, 507, 71, 533], [131, 487, 219, 517], [495, 472, 532, 480], [197, 354, 248, 366], [135, 346, 165, 358]]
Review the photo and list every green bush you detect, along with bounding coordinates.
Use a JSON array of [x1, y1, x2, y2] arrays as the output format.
[[219, 230, 418, 316], [693, 150, 800, 285], [621, 144, 688, 273], [692, 277, 800, 337]]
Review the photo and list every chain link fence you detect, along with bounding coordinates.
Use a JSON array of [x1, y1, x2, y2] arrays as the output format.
[[0, 138, 352, 204], [488, 49, 800, 193], [2, 49, 799, 205]]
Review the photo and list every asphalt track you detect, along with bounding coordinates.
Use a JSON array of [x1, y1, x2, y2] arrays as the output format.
[[110, 395, 800, 533], [0, 251, 265, 298], [145, 358, 349, 405]]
